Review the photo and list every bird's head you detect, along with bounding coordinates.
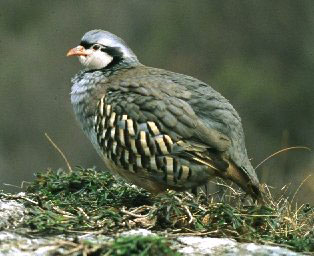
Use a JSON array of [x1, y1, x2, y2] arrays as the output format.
[[67, 30, 138, 70]]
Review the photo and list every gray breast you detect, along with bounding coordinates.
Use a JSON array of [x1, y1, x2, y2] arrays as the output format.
[[71, 71, 108, 155]]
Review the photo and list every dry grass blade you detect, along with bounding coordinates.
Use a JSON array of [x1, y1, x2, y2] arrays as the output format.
[[45, 132, 73, 172], [254, 146, 311, 170], [291, 175, 312, 204]]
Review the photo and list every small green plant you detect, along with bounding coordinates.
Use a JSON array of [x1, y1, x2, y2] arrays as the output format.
[[102, 235, 180, 256]]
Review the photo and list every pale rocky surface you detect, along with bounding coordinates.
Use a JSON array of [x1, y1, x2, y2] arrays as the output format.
[[0, 198, 306, 256], [0, 196, 26, 229], [177, 236, 302, 256]]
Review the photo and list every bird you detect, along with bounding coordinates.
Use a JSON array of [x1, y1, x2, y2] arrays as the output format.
[[67, 29, 263, 201]]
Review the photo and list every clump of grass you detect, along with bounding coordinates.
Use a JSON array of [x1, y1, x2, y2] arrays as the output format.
[[151, 183, 314, 252], [9, 167, 313, 253], [25, 168, 151, 233], [101, 235, 180, 256]]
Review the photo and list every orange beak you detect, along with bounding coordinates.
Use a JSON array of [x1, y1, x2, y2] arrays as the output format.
[[66, 45, 89, 57]]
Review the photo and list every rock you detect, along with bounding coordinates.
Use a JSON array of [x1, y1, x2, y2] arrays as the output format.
[[0, 231, 57, 256], [0, 195, 26, 230], [121, 228, 154, 237], [176, 236, 303, 256]]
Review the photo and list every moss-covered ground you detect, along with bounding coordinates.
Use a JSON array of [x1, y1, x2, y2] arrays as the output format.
[[1, 167, 313, 255]]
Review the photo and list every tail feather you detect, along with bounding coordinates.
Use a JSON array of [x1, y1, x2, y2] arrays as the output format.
[[224, 159, 263, 202], [173, 139, 263, 202], [192, 153, 263, 202]]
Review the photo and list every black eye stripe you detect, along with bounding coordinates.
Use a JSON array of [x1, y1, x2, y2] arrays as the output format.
[[102, 47, 123, 58], [80, 41, 106, 50], [80, 41, 93, 49]]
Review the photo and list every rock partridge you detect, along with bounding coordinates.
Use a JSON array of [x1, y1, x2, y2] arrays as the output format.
[[67, 29, 262, 201]]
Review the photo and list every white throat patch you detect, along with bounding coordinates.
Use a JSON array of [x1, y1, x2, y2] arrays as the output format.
[[79, 50, 113, 70]]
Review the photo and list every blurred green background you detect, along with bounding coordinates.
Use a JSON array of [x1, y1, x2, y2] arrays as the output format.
[[0, 1, 313, 203]]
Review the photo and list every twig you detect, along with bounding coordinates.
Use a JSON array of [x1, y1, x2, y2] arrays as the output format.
[[3, 181, 31, 189], [129, 205, 152, 214], [170, 229, 219, 236], [120, 207, 148, 218], [234, 214, 278, 217], [254, 146, 311, 170], [0, 192, 39, 205], [45, 133, 73, 172], [52, 206, 75, 218], [77, 207, 90, 220], [183, 205, 194, 224], [213, 181, 241, 196]]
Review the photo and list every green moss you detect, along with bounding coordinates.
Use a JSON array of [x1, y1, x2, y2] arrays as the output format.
[[25, 168, 151, 233], [11, 167, 312, 253], [101, 235, 180, 256]]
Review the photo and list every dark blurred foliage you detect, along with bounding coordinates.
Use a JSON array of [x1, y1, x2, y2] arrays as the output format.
[[0, 1, 313, 202]]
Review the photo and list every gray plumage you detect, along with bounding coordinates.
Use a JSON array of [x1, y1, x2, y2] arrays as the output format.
[[68, 30, 262, 200]]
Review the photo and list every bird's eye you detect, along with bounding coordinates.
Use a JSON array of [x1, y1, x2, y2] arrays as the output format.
[[93, 45, 100, 50]]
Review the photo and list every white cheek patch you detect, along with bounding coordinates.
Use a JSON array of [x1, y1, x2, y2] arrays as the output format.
[[79, 50, 113, 70]]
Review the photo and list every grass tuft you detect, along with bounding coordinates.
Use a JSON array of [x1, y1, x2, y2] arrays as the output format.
[[102, 235, 180, 256]]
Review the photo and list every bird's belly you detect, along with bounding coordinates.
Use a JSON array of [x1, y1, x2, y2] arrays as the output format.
[[101, 153, 213, 194], [101, 155, 169, 194]]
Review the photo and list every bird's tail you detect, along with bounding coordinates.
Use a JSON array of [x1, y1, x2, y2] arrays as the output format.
[[223, 159, 264, 203], [191, 151, 264, 203]]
